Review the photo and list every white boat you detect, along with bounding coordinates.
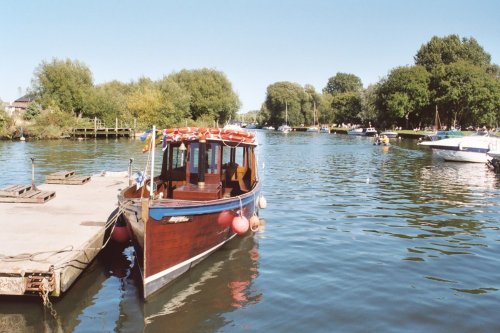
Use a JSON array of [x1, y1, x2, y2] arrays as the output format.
[[278, 102, 291, 133], [277, 124, 292, 133], [380, 130, 398, 138], [306, 126, 319, 132], [347, 127, 377, 136], [262, 126, 275, 130], [306, 102, 320, 132], [487, 149, 500, 159], [319, 126, 330, 133], [419, 131, 500, 163], [223, 123, 243, 131]]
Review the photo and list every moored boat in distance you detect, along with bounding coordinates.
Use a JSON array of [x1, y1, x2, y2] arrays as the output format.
[[418, 129, 464, 142], [319, 126, 330, 133], [277, 124, 292, 133], [419, 130, 500, 163], [306, 126, 319, 132], [379, 130, 398, 138], [118, 127, 264, 298], [347, 127, 377, 136]]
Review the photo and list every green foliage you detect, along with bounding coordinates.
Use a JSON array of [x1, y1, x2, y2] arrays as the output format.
[[31, 58, 94, 117], [317, 93, 334, 124], [431, 61, 500, 128], [28, 107, 77, 139], [124, 77, 190, 129], [263, 81, 308, 127], [24, 102, 41, 120], [377, 66, 430, 128], [359, 84, 379, 124], [0, 109, 14, 138], [331, 92, 362, 124], [169, 69, 240, 124], [323, 73, 363, 94], [415, 35, 491, 72]]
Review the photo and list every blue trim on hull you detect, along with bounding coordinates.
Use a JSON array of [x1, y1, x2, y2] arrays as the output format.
[[149, 191, 258, 220], [430, 146, 490, 153]]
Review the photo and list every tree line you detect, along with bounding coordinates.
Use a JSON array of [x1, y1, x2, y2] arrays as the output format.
[[1, 65, 241, 138], [260, 35, 500, 130], [1, 34, 499, 139]]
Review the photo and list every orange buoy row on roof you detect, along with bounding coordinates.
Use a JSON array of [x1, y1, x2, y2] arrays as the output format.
[[162, 127, 256, 144]]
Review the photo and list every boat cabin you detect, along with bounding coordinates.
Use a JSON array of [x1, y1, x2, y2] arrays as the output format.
[[155, 138, 257, 201]]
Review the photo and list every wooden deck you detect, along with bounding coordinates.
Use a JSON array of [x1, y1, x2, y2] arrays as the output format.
[[71, 127, 133, 138], [0, 172, 129, 297], [46, 170, 91, 185], [0, 184, 56, 204]]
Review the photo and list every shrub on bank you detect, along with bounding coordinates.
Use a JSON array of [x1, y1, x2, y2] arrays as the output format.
[[0, 109, 15, 139], [28, 108, 78, 139]]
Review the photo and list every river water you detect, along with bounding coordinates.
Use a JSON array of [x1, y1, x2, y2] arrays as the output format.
[[0, 131, 499, 332]]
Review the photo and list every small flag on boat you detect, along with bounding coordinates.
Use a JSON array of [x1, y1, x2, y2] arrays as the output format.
[[139, 129, 153, 141], [142, 130, 163, 152], [134, 171, 146, 190]]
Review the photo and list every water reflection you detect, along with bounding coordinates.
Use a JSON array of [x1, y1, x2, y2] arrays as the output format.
[[142, 235, 261, 333]]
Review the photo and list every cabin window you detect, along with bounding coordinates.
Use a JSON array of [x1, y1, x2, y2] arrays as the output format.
[[189, 143, 219, 174], [172, 146, 185, 168], [235, 147, 245, 166], [222, 146, 246, 167]]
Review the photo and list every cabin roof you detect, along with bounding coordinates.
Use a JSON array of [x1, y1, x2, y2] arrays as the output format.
[[162, 127, 256, 145]]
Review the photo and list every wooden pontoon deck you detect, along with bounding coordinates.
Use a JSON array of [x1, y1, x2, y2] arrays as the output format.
[[0, 172, 128, 297]]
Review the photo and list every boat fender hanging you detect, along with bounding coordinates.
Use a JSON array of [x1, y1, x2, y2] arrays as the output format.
[[258, 195, 267, 209], [232, 215, 249, 235], [111, 214, 130, 243], [458, 142, 463, 151], [250, 215, 260, 232], [218, 210, 235, 227]]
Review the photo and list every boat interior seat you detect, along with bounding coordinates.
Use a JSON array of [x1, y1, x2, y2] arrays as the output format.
[[233, 167, 250, 193]]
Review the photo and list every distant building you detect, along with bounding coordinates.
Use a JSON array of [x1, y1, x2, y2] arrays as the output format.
[[11, 95, 34, 112]]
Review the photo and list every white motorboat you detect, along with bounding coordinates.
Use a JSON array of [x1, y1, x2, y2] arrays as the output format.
[[487, 149, 500, 159], [419, 131, 500, 163], [380, 130, 398, 138], [277, 124, 292, 133], [319, 126, 330, 133], [306, 126, 319, 132], [347, 127, 377, 136]]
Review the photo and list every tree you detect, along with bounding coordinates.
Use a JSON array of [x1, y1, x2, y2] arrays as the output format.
[[377, 66, 430, 129], [302, 84, 321, 125], [415, 35, 491, 73], [169, 69, 240, 123], [359, 84, 379, 125], [157, 77, 190, 127], [317, 93, 335, 125], [331, 92, 362, 124], [89, 81, 130, 126], [263, 81, 307, 128], [125, 77, 191, 129], [31, 58, 94, 117], [431, 61, 500, 128], [24, 102, 41, 120], [126, 79, 165, 128], [323, 73, 363, 95]]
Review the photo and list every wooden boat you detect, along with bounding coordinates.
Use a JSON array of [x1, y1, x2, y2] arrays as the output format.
[[118, 127, 263, 298]]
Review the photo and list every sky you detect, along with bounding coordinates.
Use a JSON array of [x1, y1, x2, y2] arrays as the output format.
[[1, 0, 499, 112]]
